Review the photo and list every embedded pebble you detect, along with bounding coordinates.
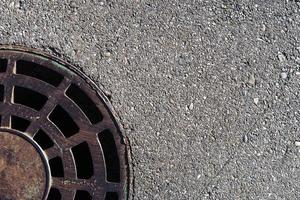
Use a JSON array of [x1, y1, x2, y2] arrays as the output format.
[[103, 51, 111, 57], [278, 52, 286, 62], [243, 134, 248, 143], [281, 72, 288, 79], [188, 103, 194, 110], [248, 74, 256, 85], [295, 141, 300, 147], [253, 98, 259, 105]]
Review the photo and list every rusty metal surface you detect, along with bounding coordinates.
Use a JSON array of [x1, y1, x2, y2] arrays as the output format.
[[0, 131, 47, 200], [0, 47, 130, 200]]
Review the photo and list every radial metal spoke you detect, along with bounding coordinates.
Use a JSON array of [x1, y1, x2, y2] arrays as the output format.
[[0, 113, 10, 128], [59, 189, 76, 200], [1, 59, 16, 106], [6, 58, 16, 74], [44, 145, 62, 160], [3, 84, 13, 105]]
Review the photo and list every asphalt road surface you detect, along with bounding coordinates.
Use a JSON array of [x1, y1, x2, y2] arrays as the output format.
[[1, 0, 300, 199]]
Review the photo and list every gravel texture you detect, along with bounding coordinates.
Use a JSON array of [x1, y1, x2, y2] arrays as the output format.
[[1, 0, 300, 199]]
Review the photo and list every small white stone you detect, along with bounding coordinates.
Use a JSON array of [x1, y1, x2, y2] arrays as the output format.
[[296, 72, 300, 75], [281, 72, 288, 79], [278, 52, 286, 62], [188, 103, 194, 110], [253, 97, 259, 105], [243, 134, 248, 143], [295, 141, 300, 147], [248, 74, 256, 85], [103, 51, 111, 57]]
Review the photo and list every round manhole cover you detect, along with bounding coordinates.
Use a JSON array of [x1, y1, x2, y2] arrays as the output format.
[[0, 46, 130, 200]]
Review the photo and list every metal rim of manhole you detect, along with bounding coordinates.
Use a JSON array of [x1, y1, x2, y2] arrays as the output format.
[[0, 45, 132, 200]]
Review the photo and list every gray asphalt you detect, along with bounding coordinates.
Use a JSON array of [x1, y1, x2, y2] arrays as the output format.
[[1, 0, 300, 199]]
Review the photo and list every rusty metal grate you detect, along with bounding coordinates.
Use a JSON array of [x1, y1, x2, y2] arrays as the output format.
[[0, 47, 130, 200]]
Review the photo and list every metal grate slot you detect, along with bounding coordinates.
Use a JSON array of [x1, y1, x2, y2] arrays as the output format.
[[74, 190, 92, 200], [66, 83, 103, 124], [71, 142, 94, 179], [49, 157, 64, 177], [49, 105, 79, 138], [99, 129, 121, 182], [33, 129, 54, 150], [11, 115, 30, 131], [47, 188, 62, 200], [105, 192, 119, 200], [16, 60, 64, 87], [0, 59, 7, 72], [14, 86, 48, 111]]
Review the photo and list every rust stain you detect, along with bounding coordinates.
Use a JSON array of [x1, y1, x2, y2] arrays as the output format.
[[0, 132, 46, 200]]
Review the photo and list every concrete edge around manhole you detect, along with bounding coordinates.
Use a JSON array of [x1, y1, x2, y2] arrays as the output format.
[[0, 44, 135, 200]]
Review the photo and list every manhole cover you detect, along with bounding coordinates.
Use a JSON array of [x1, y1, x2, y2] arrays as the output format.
[[0, 46, 130, 200]]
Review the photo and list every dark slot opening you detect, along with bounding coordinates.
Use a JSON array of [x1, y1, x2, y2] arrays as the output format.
[[14, 86, 48, 111], [98, 130, 120, 182], [47, 188, 62, 200], [33, 129, 54, 150], [0, 84, 4, 102], [16, 60, 64, 87], [0, 59, 7, 72], [11, 116, 30, 131], [74, 190, 92, 200], [105, 192, 118, 200], [71, 142, 94, 179], [49, 157, 64, 177], [49, 105, 79, 138], [66, 84, 103, 124]]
